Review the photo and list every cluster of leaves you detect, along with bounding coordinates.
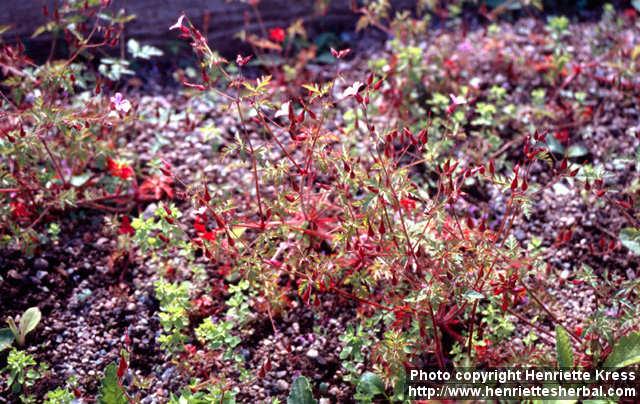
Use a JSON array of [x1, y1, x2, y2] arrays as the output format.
[[0, 0, 163, 253]]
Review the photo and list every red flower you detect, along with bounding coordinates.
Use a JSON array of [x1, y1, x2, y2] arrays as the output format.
[[184, 344, 197, 355], [107, 158, 134, 180], [268, 27, 286, 43], [554, 129, 569, 143], [399, 197, 417, 211], [119, 216, 135, 236], [623, 8, 637, 19], [474, 339, 492, 359], [10, 201, 31, 219]]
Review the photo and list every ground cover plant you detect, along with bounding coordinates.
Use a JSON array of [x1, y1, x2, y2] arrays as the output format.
[[1, 0, 639, 402]]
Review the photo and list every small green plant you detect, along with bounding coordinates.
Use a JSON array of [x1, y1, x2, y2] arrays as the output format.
[[97, 361, 128, 404], [43, 376, 78, 404], [2, 348, 47, 400], [195, 319, 242, 361], [354, 371, 387, 403], [287, 376, 316, 404], [338, 325, 372, 383], [155, 279, 191, 353], [169, 381, 237, 403], [547, 15, 570, 39], [1, 307, 41, 350], [225, 280, 253, 325], [43, 386, 75, 404]]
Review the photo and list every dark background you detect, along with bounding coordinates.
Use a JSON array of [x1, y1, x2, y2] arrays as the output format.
[[0, 0, 632, 57]]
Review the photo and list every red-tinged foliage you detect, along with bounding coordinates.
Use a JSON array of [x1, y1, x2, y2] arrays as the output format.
[[136, 175, 174, 201], [118, 216, 135, 236]]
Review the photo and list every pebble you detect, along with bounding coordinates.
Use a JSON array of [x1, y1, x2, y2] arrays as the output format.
[[275, 379, 289, 392], [34, 257, 49, 271], [306, 348, 319, 359]]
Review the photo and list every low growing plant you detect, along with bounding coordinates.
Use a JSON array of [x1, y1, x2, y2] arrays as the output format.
[[1, 307, 41, 350]]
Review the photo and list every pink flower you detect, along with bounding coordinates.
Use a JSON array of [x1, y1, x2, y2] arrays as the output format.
[[268, 27, 286, 43], [236, 54, 253, 66], [110, 92, 131, 113]]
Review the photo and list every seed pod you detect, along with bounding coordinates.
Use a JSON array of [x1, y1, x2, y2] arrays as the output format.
[[511, 177, 518, 191], [213, 213, 226, 228], [560, 159, 568, 171], [343, 160, 351, 173], [418, 128, 428, 144]]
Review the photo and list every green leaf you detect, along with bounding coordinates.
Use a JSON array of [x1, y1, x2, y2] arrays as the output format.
[[392, 369, 407, 402], [0, 328, 15, 352], [355, 372, 385, 402], [127, 38, 163, 59], [463, 290, 485, 301], [288, 376, 316, 404], [556, 325, 574, 368], [287, 376, 317, 404], [546, 134, 565, 155], [19, 307, 41, 338], [619, 228, 640, 255], [603, 332, 640, 368], [566, 144, 589, 158], [70, 173, 92, 187], [97, 362, 128, 404]]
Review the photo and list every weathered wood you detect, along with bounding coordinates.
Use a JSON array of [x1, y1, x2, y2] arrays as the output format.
[[0, 1, 414, 53]]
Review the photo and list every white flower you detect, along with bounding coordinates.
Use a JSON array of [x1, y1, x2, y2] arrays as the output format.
[[169, 14, 185, 31], [342, 81, 363, 98], [449, 94, 467, 105], [110, 92, 131, 113]]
